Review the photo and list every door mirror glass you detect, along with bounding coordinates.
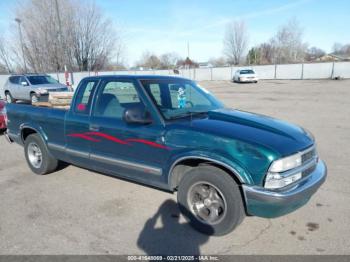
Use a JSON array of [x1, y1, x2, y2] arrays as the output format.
[[21, 81, 28, 86], [123, 107, 152, 125]]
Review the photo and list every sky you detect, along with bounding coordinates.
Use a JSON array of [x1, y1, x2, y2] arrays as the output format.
[[1, 0, 349, 65]]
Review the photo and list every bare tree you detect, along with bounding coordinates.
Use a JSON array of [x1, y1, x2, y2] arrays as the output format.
[[136, 52, 161, 69], [271, 18, 307, 63], [0, 36, 13, 73], [159, 52, 180, 69], [305, 47, 326, 61], [332, 43, 350, 55], [14, 0, 122, 72], [208, 57, 227, 67], [223, 20, 248, 65]]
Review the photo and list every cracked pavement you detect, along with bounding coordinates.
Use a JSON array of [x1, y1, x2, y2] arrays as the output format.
[[0, 80, 349, 254]]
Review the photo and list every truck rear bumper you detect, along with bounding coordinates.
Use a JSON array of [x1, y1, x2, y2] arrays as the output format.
[[242, 160, 327, 218]]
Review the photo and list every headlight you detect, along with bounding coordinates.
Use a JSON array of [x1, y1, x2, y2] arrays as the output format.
[[264, 152, 303, 189], [269, 153, 302, 172], [36, 88, 48, 94], [264, 172, 302, 189]]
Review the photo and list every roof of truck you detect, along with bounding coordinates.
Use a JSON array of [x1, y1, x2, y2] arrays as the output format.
[[82, 75, 189, 81]]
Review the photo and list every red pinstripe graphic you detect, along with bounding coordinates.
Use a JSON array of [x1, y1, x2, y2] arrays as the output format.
[[125, 138, 170, 150], [67, 133, 100, 142], [67, 132, 170, 150], [85, 132, 129, 145]]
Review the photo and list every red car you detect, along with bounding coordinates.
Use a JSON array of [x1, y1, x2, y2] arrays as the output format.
[[0, 100, 6, 130]]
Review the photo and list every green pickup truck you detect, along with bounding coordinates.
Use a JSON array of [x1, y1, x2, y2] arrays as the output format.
[[5, 75, 327, 236]]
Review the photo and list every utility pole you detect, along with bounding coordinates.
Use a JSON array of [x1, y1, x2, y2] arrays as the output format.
[[187, 41, 190, 59], [54, 0, 65, 71], [15, 18, 27, 73]]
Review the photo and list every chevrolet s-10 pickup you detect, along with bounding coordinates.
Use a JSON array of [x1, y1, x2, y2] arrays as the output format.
[[5, 75, 327, 235]]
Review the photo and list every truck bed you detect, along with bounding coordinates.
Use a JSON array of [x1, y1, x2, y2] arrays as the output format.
[[6, 103, 67, 145]]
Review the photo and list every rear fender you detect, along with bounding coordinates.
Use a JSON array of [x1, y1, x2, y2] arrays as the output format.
[[20, 123, 48, 145]]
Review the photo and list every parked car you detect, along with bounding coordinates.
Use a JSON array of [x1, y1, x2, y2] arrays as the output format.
[[2, 74, 69, 104], [0, 100, 6, 130], [5, 75, 326, 236], [233, 69, 259, 83]]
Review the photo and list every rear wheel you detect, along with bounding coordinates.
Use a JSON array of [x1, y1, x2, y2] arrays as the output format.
[[177, 165, 245, 236], [5, 92, 15, 103], [24, 134, 58, 175]]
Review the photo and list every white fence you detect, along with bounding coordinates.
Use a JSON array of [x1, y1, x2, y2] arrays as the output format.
[[0, 62, 349, 91]]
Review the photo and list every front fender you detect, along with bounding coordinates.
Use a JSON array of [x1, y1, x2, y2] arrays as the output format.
[[166, 150, 255, 189]]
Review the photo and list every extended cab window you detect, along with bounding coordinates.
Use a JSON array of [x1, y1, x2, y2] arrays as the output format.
[[74, 80, 98, 114], [94, 80, 143, 119]]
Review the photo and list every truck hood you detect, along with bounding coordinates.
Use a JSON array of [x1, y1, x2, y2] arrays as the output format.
[[189, 108, 314, 156]]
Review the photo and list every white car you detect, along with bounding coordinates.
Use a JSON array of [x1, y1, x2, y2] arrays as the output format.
[[233, 69, 258, 83]]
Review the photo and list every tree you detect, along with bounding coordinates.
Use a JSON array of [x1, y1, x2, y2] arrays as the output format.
[[246, 47, 261, 65], [223, 20, 248, 65], [305, 47, 326, 61], [271, 18, 307, 63], [14, 0, 122, 72], [136, 52, 161, 69], [332, 43, 350, 55], [159, 52, 180, 69], [0, 36, 13, 73], [208, 57, 227, 67]]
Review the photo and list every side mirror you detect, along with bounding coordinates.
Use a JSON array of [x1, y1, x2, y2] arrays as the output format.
[[123, 107, 152, 125], [21, 81, 28, 86]]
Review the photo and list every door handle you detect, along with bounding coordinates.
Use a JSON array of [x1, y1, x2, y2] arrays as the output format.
[[89, 125, 100, 132]]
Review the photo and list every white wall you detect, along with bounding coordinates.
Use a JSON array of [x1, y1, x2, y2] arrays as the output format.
[[1, 62, 349, 97]]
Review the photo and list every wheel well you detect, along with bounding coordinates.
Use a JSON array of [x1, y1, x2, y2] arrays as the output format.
[[22, 128, 37, 142], [170, 158, 243, 190]]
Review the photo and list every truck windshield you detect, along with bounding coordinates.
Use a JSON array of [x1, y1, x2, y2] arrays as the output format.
[[141, 79, 224, 120], [27, 75, 58, 85]]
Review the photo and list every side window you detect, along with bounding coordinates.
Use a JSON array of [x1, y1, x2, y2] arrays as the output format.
[[95, 80, 142, 119], [74, 80, 98, 114], [9, 76, 20, 84], [19, 76, 28, 86]]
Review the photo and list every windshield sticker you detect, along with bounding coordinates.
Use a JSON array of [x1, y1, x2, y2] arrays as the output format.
[[177, 87, 186, 108]]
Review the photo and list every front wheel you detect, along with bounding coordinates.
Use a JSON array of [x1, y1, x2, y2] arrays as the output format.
[[5, 92, 16, 103], [177, 166, 245, 236], [24, 134, 59, 175], [31, 93, 39, 104]]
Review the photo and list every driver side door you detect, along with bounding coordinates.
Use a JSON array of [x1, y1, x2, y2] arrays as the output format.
[[89, 78, 169, 186]]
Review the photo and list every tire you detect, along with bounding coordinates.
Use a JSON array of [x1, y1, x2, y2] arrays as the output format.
[[177, 165, 245, 236], [24, 134, 58, 175], [5, 92, 16, 103], [30, 93, 39, 104]]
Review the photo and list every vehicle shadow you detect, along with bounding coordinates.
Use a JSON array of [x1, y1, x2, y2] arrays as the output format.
[[137, 199, 212, 255]]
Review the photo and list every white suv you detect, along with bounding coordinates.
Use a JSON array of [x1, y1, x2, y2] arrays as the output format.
[[2, 74, 69, 104]]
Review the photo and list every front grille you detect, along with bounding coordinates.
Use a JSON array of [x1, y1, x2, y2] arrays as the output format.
[[302, 148, 316, 163], [302, 164, 317, 177], [49, 88, 67, 92]]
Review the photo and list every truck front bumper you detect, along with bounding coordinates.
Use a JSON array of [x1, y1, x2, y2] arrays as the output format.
[[242, 160, 327, 218]]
